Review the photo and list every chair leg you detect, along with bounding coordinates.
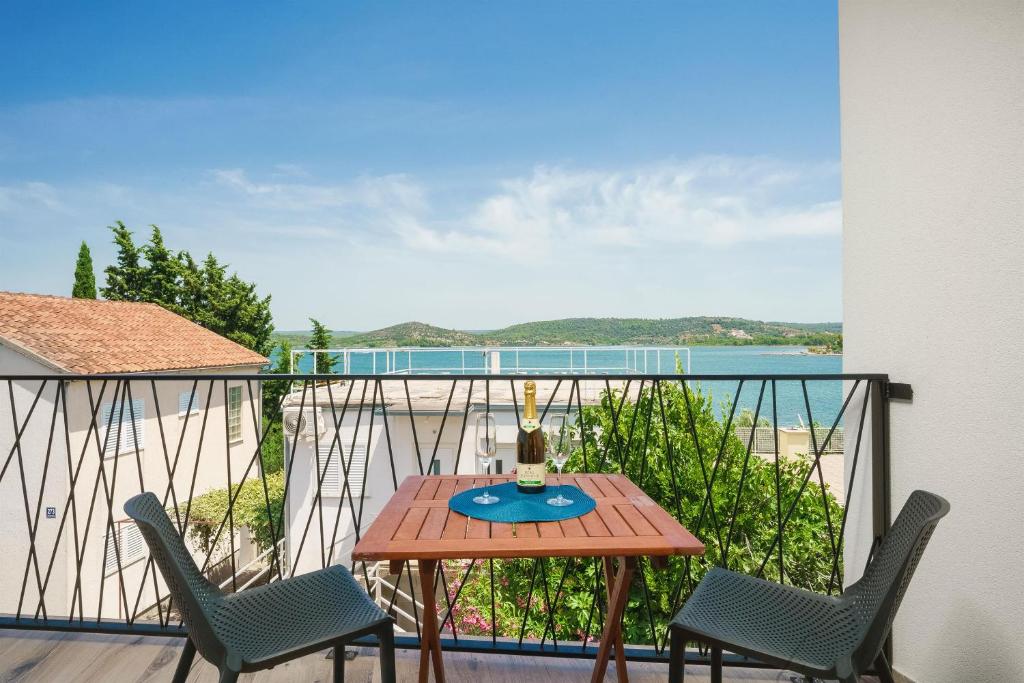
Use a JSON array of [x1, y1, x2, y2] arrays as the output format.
[[334, 645, 345, 683], [668, 627, 685, 683], [874, 650, 896, 683], [379, 624, 396, 683], [218, 669, 239, 683], [172, 638, 196, 683], [710, 644, 723, 683]]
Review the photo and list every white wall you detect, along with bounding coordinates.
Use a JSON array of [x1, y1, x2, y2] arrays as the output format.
[[840, 1, 1024, 681]]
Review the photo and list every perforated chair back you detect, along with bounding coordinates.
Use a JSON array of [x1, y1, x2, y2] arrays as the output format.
[[124, 492, 227, 666], [843, 490, 949, 671]]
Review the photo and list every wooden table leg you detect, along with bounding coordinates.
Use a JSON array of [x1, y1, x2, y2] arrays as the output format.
[[417, 559, 446, 683], [591, 556, 635, 683]]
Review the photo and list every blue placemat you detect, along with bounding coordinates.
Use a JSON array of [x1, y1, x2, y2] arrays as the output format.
[[448, 481, 596, 523]]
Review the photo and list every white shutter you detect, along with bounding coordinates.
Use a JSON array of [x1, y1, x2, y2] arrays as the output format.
[[178, 390, 200, 416], [317, 442, 367, 498], [104, 521, 145, 574], [123, 398, 145, 451], [101, 399, 144, 456], [102, 402, 117, 456]]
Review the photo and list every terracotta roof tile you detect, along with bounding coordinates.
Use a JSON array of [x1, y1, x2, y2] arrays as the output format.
[[0, 292, 268, 374]]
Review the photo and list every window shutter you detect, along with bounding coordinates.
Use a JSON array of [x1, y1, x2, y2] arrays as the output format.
[[318, 443, 342, 496], [317, 442, 367, 498], [102, 402, 117, 456], [125, 398, 144, 451], [178, 391, 199, 416], [105, 522, 145, 573]]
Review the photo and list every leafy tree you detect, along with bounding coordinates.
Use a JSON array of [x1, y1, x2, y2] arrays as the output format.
[[307, 318, 338, 373], [99, 223, 274, 356], [139, 226, 181, 310], [71, 241, 97, 299], [101, 222, 144, 301], [451, 381, 843, 645]]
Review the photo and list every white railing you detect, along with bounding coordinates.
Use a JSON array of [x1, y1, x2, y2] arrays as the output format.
[[290, 346, 690, 376]]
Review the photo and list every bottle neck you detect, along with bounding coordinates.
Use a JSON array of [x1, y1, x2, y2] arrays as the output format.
[[523, 392, 538, 420]]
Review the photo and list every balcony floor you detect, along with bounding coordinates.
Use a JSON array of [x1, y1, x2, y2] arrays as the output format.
[[0, 629, 881, 682]]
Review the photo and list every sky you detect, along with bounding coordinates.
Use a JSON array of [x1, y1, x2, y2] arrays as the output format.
[[0, 1, 841, 331]]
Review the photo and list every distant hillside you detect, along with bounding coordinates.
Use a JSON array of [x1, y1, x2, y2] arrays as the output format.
[[481, 317, 841, 346], [343, 322, 479, 347], [275, 317, 842, 349], [273, 329, 359, 347]]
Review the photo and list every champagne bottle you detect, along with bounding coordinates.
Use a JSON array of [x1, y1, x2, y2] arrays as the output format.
[[516, 380, 546, 494]]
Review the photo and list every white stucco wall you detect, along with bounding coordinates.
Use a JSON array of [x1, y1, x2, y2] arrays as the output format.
[[839, 1, 1024, 681]]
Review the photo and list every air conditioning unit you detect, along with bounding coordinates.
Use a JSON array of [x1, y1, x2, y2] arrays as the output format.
[[283, 408, 325, 441]]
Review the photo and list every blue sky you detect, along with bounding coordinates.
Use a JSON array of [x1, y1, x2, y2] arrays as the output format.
[[0, 1, 841, 330]]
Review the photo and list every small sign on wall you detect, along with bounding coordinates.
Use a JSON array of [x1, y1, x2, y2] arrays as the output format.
[[46, 507, 56, 519]]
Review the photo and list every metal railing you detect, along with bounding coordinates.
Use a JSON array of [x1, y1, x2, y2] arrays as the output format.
[[290, 346, 691, 376], [0, 372, 895, 671]]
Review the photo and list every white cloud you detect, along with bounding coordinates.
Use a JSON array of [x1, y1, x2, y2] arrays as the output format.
[[198, 156, 839, 258]]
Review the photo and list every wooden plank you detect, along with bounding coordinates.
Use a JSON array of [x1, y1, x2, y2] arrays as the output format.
[[537, 521, 563, 538], [466, 516, 491, 540], [393, 507, 430, 541], [614, 504, 659, 536], [420, 507, 449, 540], [592, 476, 621, 498], [491, 521, 514, 539], [579, 510, 611, 537], [559, 516, 587, 538], [573, 476, 603, 498], [442, 511, 469, 540], [516, 522, 540, 538], [435, 478, 458, 501], [594, 504, 634, 537], [416, 477, 442, 500]]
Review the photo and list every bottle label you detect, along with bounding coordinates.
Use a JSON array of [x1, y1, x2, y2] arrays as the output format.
[[517, 462, 546, 488]]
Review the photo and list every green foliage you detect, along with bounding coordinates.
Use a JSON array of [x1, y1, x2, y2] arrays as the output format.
[[100, 222, 275, 356], [101, 221, 145, 301], [307, 318, 339, 373], [184, 471, 284, 555], [450, 382, 843, 645], [72, 241, 97, 299], [262, 338, 293, 422], [260, 418, 285, 475]]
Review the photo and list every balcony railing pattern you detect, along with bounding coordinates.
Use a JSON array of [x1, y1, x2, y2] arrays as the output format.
[[0, 372, 891, 671]]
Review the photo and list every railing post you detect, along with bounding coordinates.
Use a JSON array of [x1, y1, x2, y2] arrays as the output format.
[[870, 379, 892, 543]]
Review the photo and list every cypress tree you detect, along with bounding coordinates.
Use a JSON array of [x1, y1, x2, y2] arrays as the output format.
[[101, 221, 144, 301], [71, 241, 97, 299]]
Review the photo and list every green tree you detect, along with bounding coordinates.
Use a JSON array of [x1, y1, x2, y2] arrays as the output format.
[[140, 226, 181, 310], [452, 381, 843, 645], [307, 318, 338, 374], [71, 241, 97, 299], [100, 221, 144, 301], [99, 223, 274, 356]]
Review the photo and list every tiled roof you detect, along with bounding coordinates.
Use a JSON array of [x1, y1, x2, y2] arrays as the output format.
[[0, 292, 268, 374]]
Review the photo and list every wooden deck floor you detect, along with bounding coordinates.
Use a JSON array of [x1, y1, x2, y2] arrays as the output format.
[[0, 630, 843, 682]]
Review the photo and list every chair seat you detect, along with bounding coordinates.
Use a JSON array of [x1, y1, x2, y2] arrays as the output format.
[[212, 565, 390, 669], [672, 567, 861, 675]]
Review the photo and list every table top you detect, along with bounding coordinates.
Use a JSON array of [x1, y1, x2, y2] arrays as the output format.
[[352, 474, 705, 561]]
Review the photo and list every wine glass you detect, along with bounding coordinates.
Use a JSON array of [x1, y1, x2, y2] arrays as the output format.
[[546, 414, 573, 507], [473, 412, 499, 504]]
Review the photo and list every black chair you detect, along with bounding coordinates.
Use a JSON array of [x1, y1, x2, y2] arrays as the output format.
[[669, 490, 949, 683], [124, 492, 396, 683]]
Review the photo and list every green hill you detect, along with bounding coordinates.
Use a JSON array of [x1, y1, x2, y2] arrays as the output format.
[[275, 317, 841, 348], [481, 317, 840, 346], [343, 322, 479, 347]]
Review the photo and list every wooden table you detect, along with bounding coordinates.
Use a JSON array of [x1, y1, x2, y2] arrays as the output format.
[[352, 474, 704, 683]]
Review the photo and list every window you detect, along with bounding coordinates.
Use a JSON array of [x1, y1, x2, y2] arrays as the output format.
[[101, 398, 144, 456], [318, 443, 367, 498], [104, 521, 146, 574], [227, 386, 242, 442], [178, 390, 200, 417]]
